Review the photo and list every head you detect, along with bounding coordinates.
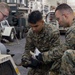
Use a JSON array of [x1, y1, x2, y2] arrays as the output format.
[[0, 2, 10, 21], [55, 3, 74, 27], [28, 10, 44, 33]]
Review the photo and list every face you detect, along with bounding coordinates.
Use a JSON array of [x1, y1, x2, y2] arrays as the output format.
[[0, 8, 9, 21], [29, 20, 44, 33], [55, 10, 69, 27]]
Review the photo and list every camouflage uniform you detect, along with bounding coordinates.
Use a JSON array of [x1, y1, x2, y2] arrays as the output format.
[[22, 24, 60, 75], [60, 50, 75, 75], [59, 18, 75, 75]]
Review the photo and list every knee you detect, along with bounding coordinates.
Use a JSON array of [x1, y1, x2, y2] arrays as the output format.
[[62, 49, 72, 60]]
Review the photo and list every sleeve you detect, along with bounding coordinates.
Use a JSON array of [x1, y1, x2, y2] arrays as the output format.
[[42, 29, 67, 63], [42, 44, 68, 63], [65, 28, 75, 50], [22, 30, 35, 58]]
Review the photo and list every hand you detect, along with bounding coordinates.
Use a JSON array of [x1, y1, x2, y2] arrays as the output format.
[[30, 51, 43, 62], [36, 53, 43, 62], [21, 56, 31, 68], [21, 56, 42, 68], [29, 58, 42, 68]]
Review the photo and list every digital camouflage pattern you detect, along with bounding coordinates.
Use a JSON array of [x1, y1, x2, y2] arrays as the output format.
[[22, 24, 60, 75], [65, 18, 75, 50], [60, 50, 75, 75], [27, 68, 50, 75], [22, 18, 75, 75], [59, 18, 75, 75]]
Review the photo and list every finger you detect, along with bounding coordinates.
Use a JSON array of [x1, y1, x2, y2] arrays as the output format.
[[30, 51, 35, 56]]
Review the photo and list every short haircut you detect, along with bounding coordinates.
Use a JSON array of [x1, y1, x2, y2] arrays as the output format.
[[0, 2, 10, 12], [55, 3, 73, 13], [28, 10, 42, 24]]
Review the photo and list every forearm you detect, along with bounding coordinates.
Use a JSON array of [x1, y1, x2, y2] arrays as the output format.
[[42, 44, 68, 63]]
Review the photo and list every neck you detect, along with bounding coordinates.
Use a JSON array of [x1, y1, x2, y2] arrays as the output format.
[[68, 15, 74, 27]]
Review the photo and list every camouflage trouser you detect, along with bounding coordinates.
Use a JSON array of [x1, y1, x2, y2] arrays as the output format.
[[49, 71, 59, 75], [27, 68, 59, 75], [60, 50, 75, 75], [27, 68, 50, 75]]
